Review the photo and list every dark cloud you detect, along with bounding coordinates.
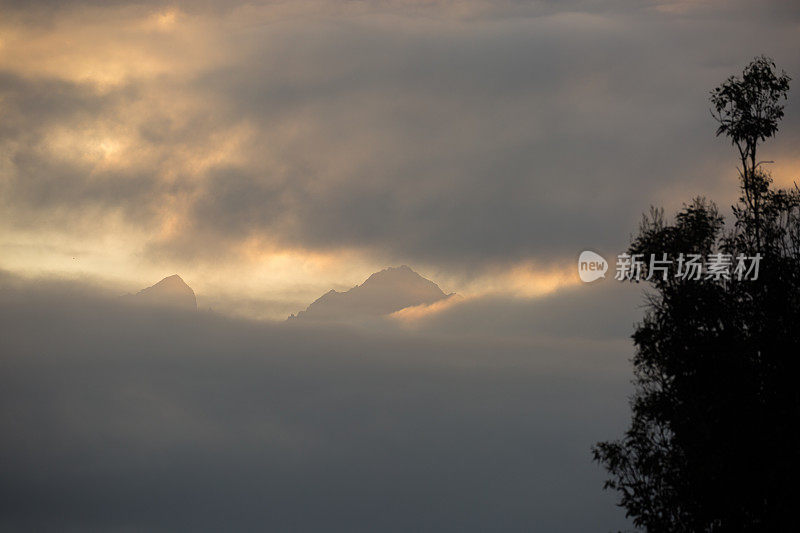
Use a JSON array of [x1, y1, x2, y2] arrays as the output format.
[[0, 273, 632, 531], [0, 71, 121, 137], [2, 1, 799, 272], [163, 8, 800, 267], [0, 72, 168, 229], [150, 6, 800, 267]]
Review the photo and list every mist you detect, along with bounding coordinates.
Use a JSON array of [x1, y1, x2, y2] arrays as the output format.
[[0, 274, 632, 531]]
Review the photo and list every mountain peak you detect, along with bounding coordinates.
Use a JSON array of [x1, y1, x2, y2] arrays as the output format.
[[155, 274, 187, 285], [290, 266, 450, 321], [363, 265, 424, 283], [127, 275, 197, 311]]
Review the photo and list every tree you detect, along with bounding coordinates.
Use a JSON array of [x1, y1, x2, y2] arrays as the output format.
[[593, 57, 799, 531], [711, 55, 791, 248]]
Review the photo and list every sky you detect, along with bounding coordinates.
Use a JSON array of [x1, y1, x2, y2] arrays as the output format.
[[1, 2, 799, 530], [1, 0, 799, 318]]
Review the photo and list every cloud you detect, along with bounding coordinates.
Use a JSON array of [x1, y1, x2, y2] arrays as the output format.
[[391, 280, 642, 342], [1, 0, 799, 293], [0, 272, 633, 531]]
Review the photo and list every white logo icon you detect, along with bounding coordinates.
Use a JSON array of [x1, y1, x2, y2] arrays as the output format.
[[578, 251, 608, 282]]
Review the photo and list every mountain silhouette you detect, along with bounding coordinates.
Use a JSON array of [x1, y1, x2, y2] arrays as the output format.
[[125, 274, 197, 311], [290, 265, 451, 321]]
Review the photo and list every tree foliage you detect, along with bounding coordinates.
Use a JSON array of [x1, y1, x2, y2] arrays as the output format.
[[594, 57, 800, 531]]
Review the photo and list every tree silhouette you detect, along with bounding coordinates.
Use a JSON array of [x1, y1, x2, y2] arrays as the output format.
[[593, 57, 799, 531]]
